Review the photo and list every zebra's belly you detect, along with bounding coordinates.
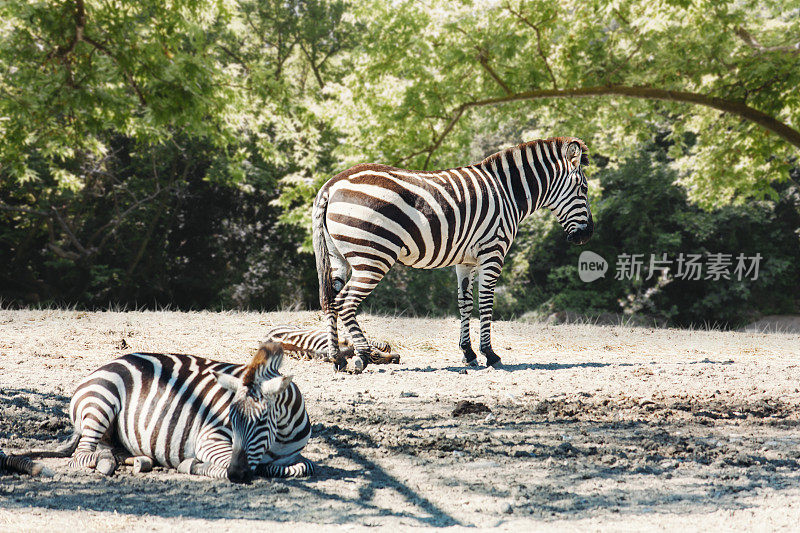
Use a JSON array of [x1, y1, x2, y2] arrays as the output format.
[[396, 244, 479, 269], [113, 406, 202, 468]]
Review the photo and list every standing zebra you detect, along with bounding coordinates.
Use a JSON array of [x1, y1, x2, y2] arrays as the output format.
[[313, 136, 593, 372], [27, 343, 313, 482]]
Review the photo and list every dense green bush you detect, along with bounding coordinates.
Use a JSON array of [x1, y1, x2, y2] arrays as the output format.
[[0, 137, 317, 310]]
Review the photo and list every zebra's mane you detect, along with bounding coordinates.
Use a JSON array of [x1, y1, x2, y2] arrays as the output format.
[[480, 137, 589, 167], [242, 342, 282, 386]]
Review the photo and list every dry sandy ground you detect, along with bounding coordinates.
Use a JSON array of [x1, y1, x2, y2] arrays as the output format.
[[1, 309, 800, 532]]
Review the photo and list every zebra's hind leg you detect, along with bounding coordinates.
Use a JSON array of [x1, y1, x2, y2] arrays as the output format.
[[335, 266, 389, 374], [119, 454, 154, 474], [368, 349, 400, 365], [255, 456, 314, 478], [456, 265, 479, 366], [68, 445, 117, 476], [0, 450, 54, 477], [68, 426, 119, 475]]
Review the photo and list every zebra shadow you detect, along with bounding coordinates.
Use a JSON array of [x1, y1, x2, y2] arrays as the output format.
[[493, 361, 612, 371], [389, 362, 611, 373], [304, 423, 462, 527]]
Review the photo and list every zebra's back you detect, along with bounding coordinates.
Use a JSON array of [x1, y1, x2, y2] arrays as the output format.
[[323, 163, 507, 269]]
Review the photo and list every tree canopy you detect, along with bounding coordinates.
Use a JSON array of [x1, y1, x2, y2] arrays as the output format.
[[326, 0, 800, 206], [0, 0, 798, 323]]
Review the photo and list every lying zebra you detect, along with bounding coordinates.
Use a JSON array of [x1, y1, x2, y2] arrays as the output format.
[[265, 325, 399, 371], [24, 343, 313, 482], [0, 449, 52, 477]]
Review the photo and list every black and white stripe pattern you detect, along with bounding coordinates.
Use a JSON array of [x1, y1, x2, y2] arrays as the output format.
[[0, 449, 53, 477], [313, 137, 592, 371], [66, 343, 313, 481], [264, 325, 397, 366]]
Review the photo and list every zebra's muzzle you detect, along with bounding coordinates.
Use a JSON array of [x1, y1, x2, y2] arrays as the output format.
[[227, 451, 253, 483], [566, 222, 593, 245]]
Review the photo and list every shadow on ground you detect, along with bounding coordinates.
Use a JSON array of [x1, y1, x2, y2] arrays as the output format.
[[3, 389, 800, 526]]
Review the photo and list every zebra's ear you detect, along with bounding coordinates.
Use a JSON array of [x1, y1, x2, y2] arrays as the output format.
[[213, 372, 242, 393], [260, 375, 292, 396], [566, 141, 583, 168]]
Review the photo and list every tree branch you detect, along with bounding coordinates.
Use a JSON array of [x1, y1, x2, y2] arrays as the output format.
[[43, 0, 147, 105], [48, 0, 86, 60], [423, 106, 466, 169], [82, 35, 147, 106], [0, 204, 48, 216], [50, 207, 91, 257], [90, 184, 172, 248], [504, 4, 558, 89], [735, 26, 800, 55], [217, 43, 251, 75], [0, 203, 89, 259], [298, 42, 326, 89], [407, 85, 800, 168], [475, 47, 513, 95]]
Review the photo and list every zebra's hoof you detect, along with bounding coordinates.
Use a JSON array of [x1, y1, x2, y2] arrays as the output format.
[[178, 458, 196, 474], [346, 357, 364, 374], [36, 465, 55, 477], [482, 350, 502, 369], [131, 457, 153, 474], [462, 355, 479, 367], [95, 457, 117, 476]]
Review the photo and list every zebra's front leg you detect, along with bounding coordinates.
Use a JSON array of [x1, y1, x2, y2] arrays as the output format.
[[477, 255, 504, 368], [177, 458, 228, 479], [255, 455, 314, 478], [456, 264, 478, 366], [336, 267, 387, 374]]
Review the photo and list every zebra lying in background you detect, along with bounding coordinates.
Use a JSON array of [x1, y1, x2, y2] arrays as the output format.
[[313, 137, 593, 372], [0, 449, 53, 477], [264, 324, 399, 370], [24, 343, 313, 482]]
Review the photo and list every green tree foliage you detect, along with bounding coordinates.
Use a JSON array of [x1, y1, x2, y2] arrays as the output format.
[[1, 0, 798, 325], [326, 0, 800, 206], [0, 0, 349, 306]]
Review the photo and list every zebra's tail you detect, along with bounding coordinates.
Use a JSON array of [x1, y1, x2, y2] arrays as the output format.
[[312, 189, 336, 313], [19, 430, 81, 459]]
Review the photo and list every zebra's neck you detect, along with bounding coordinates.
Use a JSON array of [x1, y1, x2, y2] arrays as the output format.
[[479, 142, 562, 224]]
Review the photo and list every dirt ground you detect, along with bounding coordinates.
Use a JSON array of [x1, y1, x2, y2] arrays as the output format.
[[1, 309, 800, 532]]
